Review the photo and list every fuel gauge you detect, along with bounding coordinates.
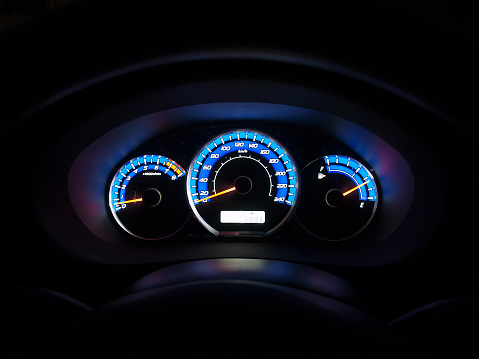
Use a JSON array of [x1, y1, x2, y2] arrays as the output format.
[[295, 155, 378, 240]]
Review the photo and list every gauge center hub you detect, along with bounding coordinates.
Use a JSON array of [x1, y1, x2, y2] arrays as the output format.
[[143, 188, 162, 207], [234, 176, 253, 194], [326, 189, 344, 208]]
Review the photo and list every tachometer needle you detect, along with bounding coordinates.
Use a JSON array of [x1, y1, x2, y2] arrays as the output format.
[[342, 180, 370, 197], [195, 187, 236, 203], [117, 198, 143, 205]]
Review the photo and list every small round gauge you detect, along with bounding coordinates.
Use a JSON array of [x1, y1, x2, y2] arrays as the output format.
[[296, 155, 378, 240], [187, 130, 299, 236], [109, 155, 188, 239]]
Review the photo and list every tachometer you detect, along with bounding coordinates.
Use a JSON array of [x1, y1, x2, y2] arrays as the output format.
[[295, 155, 378, 240], [109, 155, 188, 239], [187, 130, 299, 236]]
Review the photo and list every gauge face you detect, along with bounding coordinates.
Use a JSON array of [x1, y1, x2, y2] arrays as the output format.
[[109, 155, 188, 239], [295, 155, 378, 240], [187, 130, 299, 236]]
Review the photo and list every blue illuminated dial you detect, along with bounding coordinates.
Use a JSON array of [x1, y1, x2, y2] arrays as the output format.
[[187, 130, 299, 236], [295, 155, 378, 240], [323, 155, 377, 202], [109, 155, 188, 239]]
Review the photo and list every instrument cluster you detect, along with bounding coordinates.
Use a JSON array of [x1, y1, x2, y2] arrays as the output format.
[[37, 101, 428, 266], [108, 124, 379, 242]]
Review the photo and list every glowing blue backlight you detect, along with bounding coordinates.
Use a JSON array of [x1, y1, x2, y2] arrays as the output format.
[[190, 131, 298, 207], [325, 155, 376, 202]]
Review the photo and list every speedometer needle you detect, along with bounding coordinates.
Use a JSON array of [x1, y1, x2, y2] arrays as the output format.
[[195, 187, 236, 203], [343, 180, 369, 197], [117, 198, 143, 205]]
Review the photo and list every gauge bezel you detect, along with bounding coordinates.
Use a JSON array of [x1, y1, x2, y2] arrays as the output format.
[[186, 129, 300, 236], [108, 154, 188, 240], [295, 156, 379, 241]]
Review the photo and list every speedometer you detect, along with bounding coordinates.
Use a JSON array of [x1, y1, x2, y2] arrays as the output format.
[[187, 130, 299, 236]]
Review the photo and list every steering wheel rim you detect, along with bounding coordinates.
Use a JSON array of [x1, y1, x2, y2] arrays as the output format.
[[10, 264, 418, 358]]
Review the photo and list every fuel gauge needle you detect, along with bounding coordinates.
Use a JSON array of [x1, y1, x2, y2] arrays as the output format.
[[117, 198, 143, 205], [195, 187, 236, 203], [343, 180, 369, 197]]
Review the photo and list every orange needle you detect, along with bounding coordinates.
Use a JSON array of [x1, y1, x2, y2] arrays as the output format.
[[343, 180, 370, 196], [117, 198, 143, 205], [195, 187, 236, 203]]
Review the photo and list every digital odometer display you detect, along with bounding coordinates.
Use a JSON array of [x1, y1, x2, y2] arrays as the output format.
[[187, 130, 299, 236], [220, 211, 266, 224]]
